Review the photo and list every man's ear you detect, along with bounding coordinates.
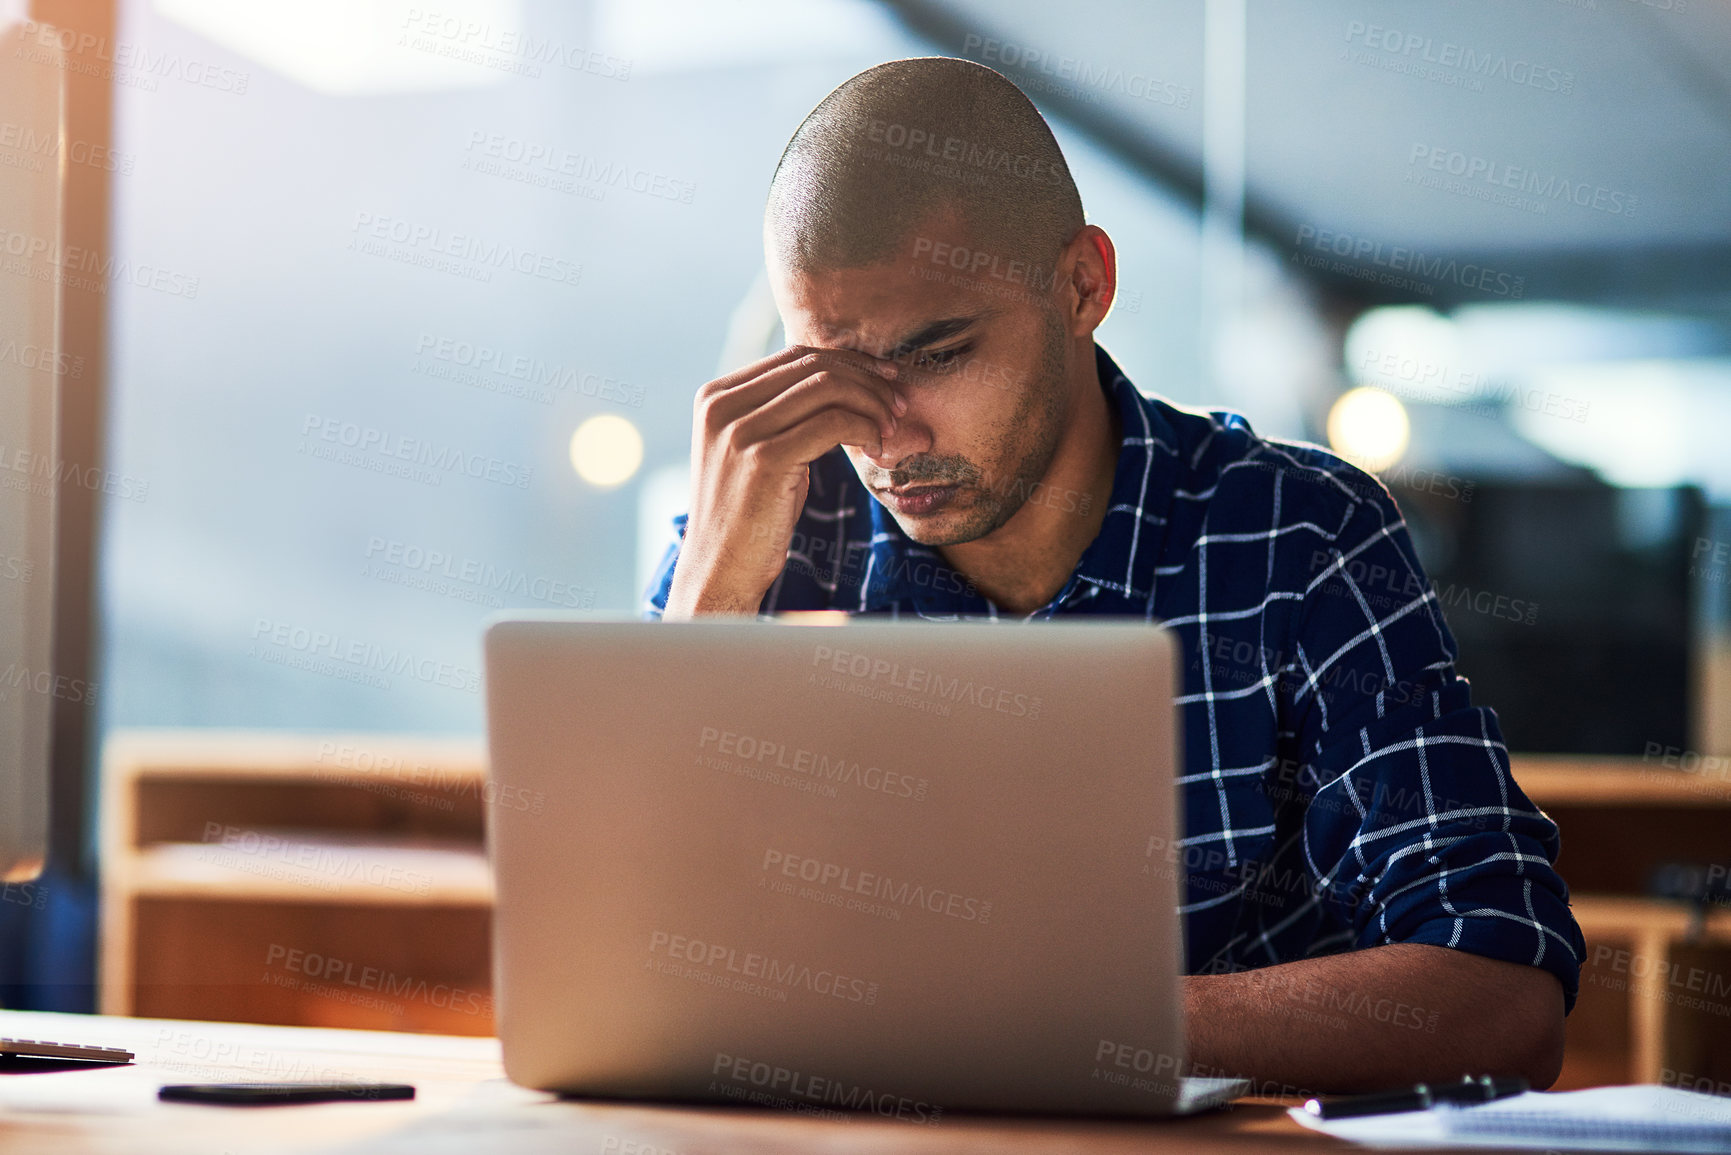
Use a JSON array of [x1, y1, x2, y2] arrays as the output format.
[[1062, 224, 1116, 338]]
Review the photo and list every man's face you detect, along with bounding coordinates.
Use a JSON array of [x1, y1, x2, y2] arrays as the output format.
[[767, 215, 1073, 547]]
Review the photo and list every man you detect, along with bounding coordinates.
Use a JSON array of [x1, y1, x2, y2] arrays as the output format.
[[645, 57, 1583, 1094]]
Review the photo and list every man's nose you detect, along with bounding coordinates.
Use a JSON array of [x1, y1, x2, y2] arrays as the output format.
[[863, 404, 930, 469]]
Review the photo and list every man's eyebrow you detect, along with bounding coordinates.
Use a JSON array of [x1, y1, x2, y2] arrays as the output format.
[[883, 315, 986, 359]]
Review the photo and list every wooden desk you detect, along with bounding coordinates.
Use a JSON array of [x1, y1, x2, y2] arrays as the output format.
[[0, 1010, 1337, 1154]]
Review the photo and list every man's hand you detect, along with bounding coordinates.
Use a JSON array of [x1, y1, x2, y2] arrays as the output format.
[[664, 345, 904, 618]]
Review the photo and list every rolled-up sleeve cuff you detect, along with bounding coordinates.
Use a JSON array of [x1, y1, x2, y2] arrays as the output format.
[[1388, 871, 1584, 1015]]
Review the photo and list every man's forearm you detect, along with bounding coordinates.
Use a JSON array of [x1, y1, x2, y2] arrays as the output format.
[[1183, 943, 1565, 1094], [662, 555, 766, 619]]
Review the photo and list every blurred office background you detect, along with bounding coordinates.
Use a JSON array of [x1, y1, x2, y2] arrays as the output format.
[[4, 0, 1729, 1090], [81, 0, 1731, 746]]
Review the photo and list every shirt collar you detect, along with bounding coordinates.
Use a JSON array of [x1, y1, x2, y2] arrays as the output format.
[[859, 342, 1177, 615]]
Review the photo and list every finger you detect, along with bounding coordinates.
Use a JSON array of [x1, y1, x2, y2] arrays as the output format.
[[749, 406, 887, 469], [775, 342, 899, 382], [720, 348, 900, 420], [705, 343, 821, 394], [709, 347, 901, 425], [731, 371, 900, 447]]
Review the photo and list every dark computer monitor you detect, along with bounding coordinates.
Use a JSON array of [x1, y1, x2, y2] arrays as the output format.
[[1392, 477, 1702, 756]]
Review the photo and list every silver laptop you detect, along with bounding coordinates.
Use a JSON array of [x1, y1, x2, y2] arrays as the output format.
[[483, 615, 1247, 1117]]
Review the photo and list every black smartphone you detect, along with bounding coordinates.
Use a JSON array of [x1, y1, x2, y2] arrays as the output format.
[[158, 1082, 415, 1105]]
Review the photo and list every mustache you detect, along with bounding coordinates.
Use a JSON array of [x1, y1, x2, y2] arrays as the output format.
[[877, 457, 981, 488]]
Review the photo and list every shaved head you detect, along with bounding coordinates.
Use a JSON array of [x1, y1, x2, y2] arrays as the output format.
[[765, 57, 1085, 282], [759, 57, 1118, 577]]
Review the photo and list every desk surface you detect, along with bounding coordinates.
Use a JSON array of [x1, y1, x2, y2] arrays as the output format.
[[0, 1010, 1349, 1154]]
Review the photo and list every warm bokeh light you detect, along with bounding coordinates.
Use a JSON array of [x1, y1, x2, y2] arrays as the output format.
[[569, 414, 644, 488], [1327, 386, 1410, 474]]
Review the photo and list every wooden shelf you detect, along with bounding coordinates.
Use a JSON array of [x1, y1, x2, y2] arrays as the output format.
[[1503, 759, 1731, 1090], [1572, 895, 1731, 945], [1512, 755, 1731, 807], [104, 729, 486, 780], [1566, 892, 1731, 1089], [129, 839, 492, 906], [101, 730, 495, 1035]]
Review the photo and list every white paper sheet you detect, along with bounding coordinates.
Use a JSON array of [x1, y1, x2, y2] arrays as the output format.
[[1290, 1085, 1731, 1152]]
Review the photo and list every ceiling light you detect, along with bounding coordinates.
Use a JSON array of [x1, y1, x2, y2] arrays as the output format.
[[1327, 387, 1410, 474], [570, 414, 643, 488]]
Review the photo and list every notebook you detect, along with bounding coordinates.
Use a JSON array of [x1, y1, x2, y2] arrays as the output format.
[[1291, 1085, 1731, 1151]]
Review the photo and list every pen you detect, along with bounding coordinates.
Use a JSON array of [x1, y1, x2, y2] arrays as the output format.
[[1304, 1074, 1529, 1120]]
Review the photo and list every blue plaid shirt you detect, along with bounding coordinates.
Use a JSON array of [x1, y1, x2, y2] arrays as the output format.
[[645, 342, 1585, 1012]]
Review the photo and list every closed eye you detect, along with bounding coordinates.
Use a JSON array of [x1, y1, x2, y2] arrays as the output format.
[[912, 344, 971, 372]]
